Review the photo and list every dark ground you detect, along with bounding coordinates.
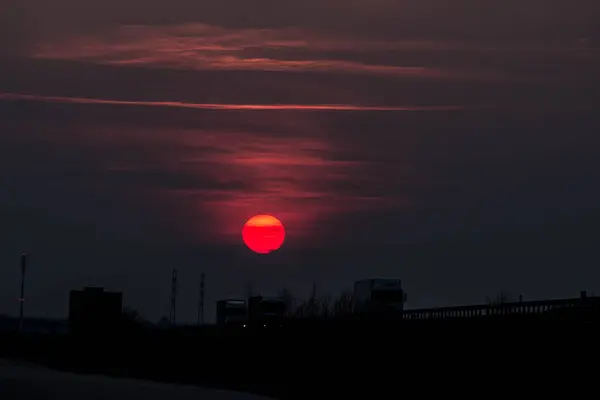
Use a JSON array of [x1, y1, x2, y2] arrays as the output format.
[[0, 315, 596, 399], [0, 359, 275, 400]]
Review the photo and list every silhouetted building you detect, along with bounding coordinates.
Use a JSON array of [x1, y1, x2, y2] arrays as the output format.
[[216, 299, 247, 326], [353, 278, 405, 316], [69, 287, 123, 333], [247, 296, 286, 326]]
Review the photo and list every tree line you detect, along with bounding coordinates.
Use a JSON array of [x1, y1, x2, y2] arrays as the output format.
[[277, 285, 355, 318]]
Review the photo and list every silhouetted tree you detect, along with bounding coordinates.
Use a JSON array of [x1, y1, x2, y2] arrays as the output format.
[[486, 290, 510, 306], [295, 294, 334, 318], [296, 282, 320, 317], [156, 316, 170, 328], [309, 282, 320, 316], [120, 307, 147, 331], [122, 307, 142, 323], [318, 295, 332, 317], [278, 287, 296, 317], [332, 291, 354, 317]]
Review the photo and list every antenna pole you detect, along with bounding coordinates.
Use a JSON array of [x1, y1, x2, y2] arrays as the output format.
[[19, 253, 26, 333], [198, 273, 205, 325], [169, 269, 178, 326], [247, 281, 254, 300]]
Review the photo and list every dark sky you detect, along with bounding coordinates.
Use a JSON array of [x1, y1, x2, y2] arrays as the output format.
[[1, 1, 600, 322]]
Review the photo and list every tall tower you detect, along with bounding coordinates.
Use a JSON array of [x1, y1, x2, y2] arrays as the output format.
[[198, 273, 205, 325], [19, 253, 26, 333], [169, 269, 178, 326]]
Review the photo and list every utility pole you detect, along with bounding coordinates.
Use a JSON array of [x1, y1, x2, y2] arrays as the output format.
[[309, 281, 317, 317], [310, 281, 317, 300], [169, 269, 178, 326], [19, 253, 26, 333], [197, 273, 205, 325], [247, 281, 254, 300]]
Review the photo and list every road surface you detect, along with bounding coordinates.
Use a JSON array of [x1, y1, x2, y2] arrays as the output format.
[[0, 359, 276, 400]]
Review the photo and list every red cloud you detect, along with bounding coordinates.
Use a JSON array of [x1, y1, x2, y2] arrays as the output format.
[[0, 93, 464, 111], [31, 23, 452, 78]]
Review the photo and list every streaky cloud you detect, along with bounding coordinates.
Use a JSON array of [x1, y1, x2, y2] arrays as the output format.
[[0, 93, 465, 112], [29, 23, 467, 79]]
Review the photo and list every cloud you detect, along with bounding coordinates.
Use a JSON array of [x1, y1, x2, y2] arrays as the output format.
[[0, 92, 464, 111], [144, 127, 407, 246], [0, 2, 29, 57], [30, 23, 489, 79], [26, 20, 600, 92], [0, 99, 413, 248], [18, 0, 599, 42]]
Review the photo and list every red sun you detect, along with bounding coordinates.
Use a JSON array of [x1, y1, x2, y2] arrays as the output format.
[[242, 214, 285, 254]]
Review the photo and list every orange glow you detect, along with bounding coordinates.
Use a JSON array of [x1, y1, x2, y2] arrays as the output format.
[[242, 214, 285, 254], [0, 93, 464, 112]]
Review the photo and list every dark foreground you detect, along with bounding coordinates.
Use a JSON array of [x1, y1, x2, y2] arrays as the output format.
[[0, 360, 274, 400], [1, 314, 597, 399]]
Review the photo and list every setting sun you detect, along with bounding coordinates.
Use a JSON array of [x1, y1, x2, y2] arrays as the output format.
[[242, 214, 285, 254]]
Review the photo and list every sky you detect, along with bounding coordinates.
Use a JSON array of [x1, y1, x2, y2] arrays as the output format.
[[1, 1, 600, 322]]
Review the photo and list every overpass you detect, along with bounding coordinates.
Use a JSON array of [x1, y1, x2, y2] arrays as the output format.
[[402, 292, 599, 321]]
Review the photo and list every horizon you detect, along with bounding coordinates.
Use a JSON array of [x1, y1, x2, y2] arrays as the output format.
[[1, 0, 600, 323]]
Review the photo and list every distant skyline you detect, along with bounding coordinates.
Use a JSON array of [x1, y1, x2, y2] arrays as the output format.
[[1, 0, 599, 323]]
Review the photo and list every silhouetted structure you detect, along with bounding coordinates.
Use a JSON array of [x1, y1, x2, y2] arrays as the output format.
[[198, 273, 205, 325], [247, 296, 286, 326], [18, 253, 26, 332], [353, 278, 405, 317], [169, 269, 178, 325], [216, 299, 246, 326], [402, 291, 597, 321], [69, 287, 123, 333]]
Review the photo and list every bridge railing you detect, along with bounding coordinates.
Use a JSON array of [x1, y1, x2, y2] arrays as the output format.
[[401, 296, 600, 321]]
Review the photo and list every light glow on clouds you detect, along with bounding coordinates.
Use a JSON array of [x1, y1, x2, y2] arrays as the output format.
[[31, 23, 474, 78]]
